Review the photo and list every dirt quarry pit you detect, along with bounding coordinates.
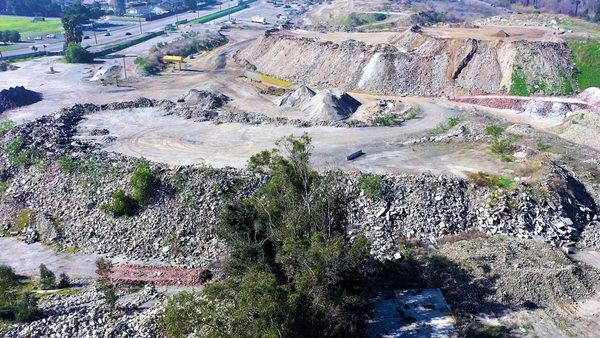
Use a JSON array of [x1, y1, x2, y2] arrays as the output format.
[[76, 105, 510, 176], [287, 24, 562, 44]]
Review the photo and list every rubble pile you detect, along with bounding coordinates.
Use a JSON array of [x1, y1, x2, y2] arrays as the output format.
[[421, 236, 599, 314], [0, 86, 42, 114], [3, 285, 163, 337], [0, 101, 597, 268]]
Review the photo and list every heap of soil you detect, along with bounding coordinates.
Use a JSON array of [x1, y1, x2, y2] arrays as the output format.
[[0, 86, 42, 114], [304, 90, 362, 122], [279, 85, 316, 108], [0, 61, 18, 72], [177, 89, 230, 111], [495, 30, 510, 38], [279, 86, 362, 122]]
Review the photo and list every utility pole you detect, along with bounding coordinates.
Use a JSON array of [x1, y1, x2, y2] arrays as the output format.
[[93, 30, 98, 44], [138, 17, 143, 35], [122, 55, 127, 80]]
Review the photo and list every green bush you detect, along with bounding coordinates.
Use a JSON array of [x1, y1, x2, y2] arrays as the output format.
[[65, 43, 93, 63], [0, 120, 15, 138], [467, 172, 514, 188], [510, 68, 530, 96], [13, 293, 38, 322], [0, 265, 18, 289], [57, 273, 70, 289], [5, 137, 24, 155], [360, 174, 385, 200], [429, 117, 461, 135], [39, 264, 56, 290], [102, 189, 137, 217], [490, 138, 513, 155], [484, 125, 505, 138], [58, 155, 81, 174], [130, 161, 155, 205]]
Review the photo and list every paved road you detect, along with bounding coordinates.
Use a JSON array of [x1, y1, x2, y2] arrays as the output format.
[[1, 0, 244, 58]]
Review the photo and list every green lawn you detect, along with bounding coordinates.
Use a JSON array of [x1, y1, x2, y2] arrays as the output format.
[[568, 40, 600, 90], [0, 44, 21, 52], [0, 16, 63, 39]]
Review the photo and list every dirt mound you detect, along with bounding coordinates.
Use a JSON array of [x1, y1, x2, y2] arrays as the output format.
[[279, 85, 316, 108], [495, 29, 510, 38], [421, 236, 599, 315], [177, 89, 229, 110], [279, 86, 361, 122], [90, 65, 122, 85], [0, 86, 42, 113], [303, 90, 362, 122], [237, 32, 577, 96]]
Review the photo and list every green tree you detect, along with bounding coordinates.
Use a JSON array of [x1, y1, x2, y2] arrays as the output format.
[[115, 0, 126, 16], [39, 264, 56, 289], [65, 43, 94, 63], [162, 135, 377, 337], [130, 161, 155, 206], [184, 0, 197, 10], [13, 293, 38, 322]]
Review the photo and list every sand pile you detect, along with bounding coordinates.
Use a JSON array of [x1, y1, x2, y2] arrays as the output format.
[[0, 86, 42, 114], [280, 86, 361, 122], [279, 85, 315, 108]]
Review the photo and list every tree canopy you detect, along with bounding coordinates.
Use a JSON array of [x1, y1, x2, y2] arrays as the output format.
[[162, 134, 378, 337]]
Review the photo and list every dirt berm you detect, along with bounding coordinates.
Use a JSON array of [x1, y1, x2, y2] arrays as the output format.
[[235, 30, 576, 96]]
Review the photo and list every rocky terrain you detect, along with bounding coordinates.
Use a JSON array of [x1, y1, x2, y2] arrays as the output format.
[[0, 100, 598, 269], [2, 284, 163, 337], [236, 30, 577, 96]]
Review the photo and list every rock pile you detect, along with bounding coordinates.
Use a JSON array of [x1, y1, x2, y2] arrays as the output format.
[[0, 86, 42, 114], [2, 284, 163, 337], [0, 100, 597, 269], [279, 85, 362, 122]]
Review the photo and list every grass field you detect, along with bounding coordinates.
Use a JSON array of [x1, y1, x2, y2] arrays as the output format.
[[0, 16, 63, 39], [568, 40, 600, 90], [0, 44, 21, 52]]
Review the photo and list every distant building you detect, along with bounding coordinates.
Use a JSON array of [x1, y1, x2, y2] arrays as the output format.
[[126, 2, 151, 16]]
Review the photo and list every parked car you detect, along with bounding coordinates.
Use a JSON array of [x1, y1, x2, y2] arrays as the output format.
[[34, 36, 42, 40], [46, 34, 56, 38]]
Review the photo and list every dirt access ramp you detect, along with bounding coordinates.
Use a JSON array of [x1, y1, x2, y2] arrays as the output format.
[[100, 264, 213, 286]]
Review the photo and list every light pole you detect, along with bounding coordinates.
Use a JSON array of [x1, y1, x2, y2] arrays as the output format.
[[138, 17, 143, 35]]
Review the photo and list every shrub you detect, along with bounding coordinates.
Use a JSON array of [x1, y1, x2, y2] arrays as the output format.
[[95, 258, 113, 274], [104, 288, 118, 310], [58, 155, 81, 174], [0, 265, 18, 289], [510, 68, 530, 96], [5, 137, 24, 155], [57, 273, 70, 289], [65, 43, 94, 63], [536, 139, 552, 152], [0, 120, 15, 138], [130, 161, 155, 205], [484, 124, 505, 138], [102, 189, 137, 217], [13, 293, 38, 322], [39, 264, 56, 289], [373, 114, 400, 126], [490, 138, 513, 155], [429, 117, 460, 135], [360, 174, 385, 200], [12, 208, 36, 233], [467, 172, 514, 188]]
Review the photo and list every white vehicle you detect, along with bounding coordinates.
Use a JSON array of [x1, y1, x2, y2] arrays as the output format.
[[46, 34, 56, 38], [251, 16, 266, 24]]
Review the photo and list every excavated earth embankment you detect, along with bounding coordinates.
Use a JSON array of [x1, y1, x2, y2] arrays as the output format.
[[0, 100, 598, 269], [235, 30, 577, 96]]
